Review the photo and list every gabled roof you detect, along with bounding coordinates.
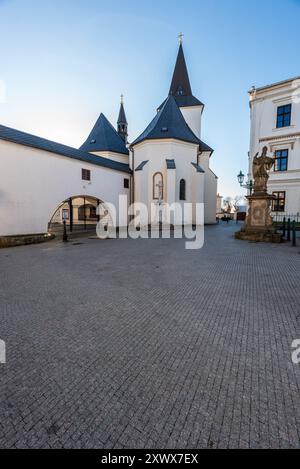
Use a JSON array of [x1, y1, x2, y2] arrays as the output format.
[[158, 44, 204, 110], [80, 113, 129, 155], [0, 124, 131, 174], [131, 96, 213, 153]]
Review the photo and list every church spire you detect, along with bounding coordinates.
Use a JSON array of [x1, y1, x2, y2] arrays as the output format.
[[169, 40, 192, 98], [117, 94, 128, 143]]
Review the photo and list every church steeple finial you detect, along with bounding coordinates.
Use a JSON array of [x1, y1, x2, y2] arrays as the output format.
[[178, 32, 184, 45], [117, 94, 128, 143]]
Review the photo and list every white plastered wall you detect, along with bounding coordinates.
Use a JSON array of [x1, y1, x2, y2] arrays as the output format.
[[248, 80, 300, 216], [0, 140, 130, 236], [91, 150, 129, 165], [180, 106, 203, 139], [198, 152, 218, 224], [133, 139, 204, 224]]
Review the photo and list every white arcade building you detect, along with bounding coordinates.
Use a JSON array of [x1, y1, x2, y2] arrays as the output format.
[[0, 41, 217, 239]]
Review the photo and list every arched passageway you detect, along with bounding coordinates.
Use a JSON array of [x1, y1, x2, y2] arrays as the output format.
[[48, 196, 111, 237]]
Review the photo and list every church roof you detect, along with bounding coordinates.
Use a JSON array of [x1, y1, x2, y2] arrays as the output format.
[[131, 95, 213, 153], [80, 113, 129, 155], [117, 102, 128, 125], [158, 44, 204, 110], [0, 124, 131, 174]]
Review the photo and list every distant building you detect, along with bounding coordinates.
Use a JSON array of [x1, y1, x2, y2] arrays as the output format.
[[249, 78, 300, 218]]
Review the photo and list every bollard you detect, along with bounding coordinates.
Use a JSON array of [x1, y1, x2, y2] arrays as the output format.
[[287, 218, 291, 242], [283, 217, 286, 238], [63, 220, 68, 242], [292, 221, 296, 247]]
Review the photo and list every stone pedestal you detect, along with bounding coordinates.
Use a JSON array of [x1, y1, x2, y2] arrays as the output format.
[[235, 193, 282, 243]]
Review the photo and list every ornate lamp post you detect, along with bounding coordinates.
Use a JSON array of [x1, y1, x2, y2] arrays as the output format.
[[237, 171, 253, 195]]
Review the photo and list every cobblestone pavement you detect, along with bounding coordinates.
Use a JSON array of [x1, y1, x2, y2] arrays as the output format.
[[0, 223, 299, 449]]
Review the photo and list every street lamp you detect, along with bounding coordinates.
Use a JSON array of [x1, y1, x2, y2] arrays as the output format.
[[237, 171, 253, 195]]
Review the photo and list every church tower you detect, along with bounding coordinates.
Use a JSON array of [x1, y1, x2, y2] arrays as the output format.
[[131, 37, 217, 226], [117, 95, 128, 143], [159, 35, 204, 139]]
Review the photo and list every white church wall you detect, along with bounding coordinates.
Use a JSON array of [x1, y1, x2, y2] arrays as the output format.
[[204, 169, 218, 224], [0, 140, 130, 236], [91, 150, 129, 165], [199, 152, 218, 224], [190, 167, 205, 225], [134, 166, 149, 216], [133, 139, 218, 224], [166, 167, 176, 207], [180, 106, 203, 139], [133, 139, 199, 207], [198, 152, 210, 172]]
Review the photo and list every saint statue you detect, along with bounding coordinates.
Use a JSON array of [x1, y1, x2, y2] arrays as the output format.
[[156, 180, 164, 205], [252, 146, 274, 194]]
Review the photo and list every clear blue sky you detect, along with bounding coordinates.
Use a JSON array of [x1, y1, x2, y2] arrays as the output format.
[[1, 0, 300, 198]]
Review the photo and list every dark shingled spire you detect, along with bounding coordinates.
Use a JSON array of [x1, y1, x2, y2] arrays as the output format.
[[117, 100, 127, 125], [131, 95, 212, 153], [117, 95, 128, 143], [169, 43, 192, 97], [80, 113, 129, 155], [158, 43, 204, 110]]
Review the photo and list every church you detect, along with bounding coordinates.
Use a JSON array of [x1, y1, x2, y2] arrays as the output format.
[[131, 40, 217, 225], [0, 40, 217, 240]]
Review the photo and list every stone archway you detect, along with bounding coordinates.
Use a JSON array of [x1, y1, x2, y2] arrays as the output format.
[[48, 195, 112, 237]]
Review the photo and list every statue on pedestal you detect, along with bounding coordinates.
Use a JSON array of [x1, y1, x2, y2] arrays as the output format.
[[252, 147, 275, 194], [235, 147, 282, 243]]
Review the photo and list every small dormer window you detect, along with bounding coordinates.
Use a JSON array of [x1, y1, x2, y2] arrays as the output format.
[[161, 127, 168, 132], [90, 139, 96, 144]]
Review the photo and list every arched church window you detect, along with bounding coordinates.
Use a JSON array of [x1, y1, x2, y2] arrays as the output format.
[[179, 179, 186, 201], [153, 172, 164, 200]]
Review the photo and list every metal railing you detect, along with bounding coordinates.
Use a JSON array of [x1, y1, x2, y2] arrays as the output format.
[[276, 217, 299, 246], [272, 213, 300, 223]]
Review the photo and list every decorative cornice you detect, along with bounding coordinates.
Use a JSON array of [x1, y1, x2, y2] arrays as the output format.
[[259, 132, 300, 143]]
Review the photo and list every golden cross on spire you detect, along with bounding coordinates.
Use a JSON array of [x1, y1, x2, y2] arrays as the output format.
[[178, 32, 184, 45]]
